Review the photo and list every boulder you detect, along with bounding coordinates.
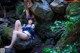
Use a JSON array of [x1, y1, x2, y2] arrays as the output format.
[[0, 48, 5, 53], [14, 36, 42, 50], [30, 1, 53, 22], [0, 18, 8, 24], [0, 27, 3, 47], [36, 23, 64, 39], [50, 0, 67, 14], [5, 48, 16, 53], [45, 0, 54, 4], [45, 38, 55, 45], [0, 26, 42, 51], [0, 0, 17, 6], [36, 23, 55, 40]]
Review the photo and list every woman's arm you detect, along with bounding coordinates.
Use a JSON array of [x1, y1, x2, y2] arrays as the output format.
[[31, 24, 35, 29], [22, 24, 26, 28]]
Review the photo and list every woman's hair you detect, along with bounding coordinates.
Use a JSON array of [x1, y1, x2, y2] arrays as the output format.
[[27, 17, 34, 24], [27, 9, 35, 24], [28, 18, 33, 21]]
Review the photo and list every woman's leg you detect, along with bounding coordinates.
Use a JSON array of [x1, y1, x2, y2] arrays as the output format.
[[14, 20, 22, 31], [4, 20, 28, 48], [4, 30, 18, 48], [5, 30, 29, 48]]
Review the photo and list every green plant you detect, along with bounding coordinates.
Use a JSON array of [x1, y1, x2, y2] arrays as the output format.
[[42, 48, 59, 53], [62, 43, 78, 53], [2, 26, 12, 36], [64, 21, 74, 32], [65, 14, 71, 19], [50, 21, 64, 32], [48, 3, 80, 53], [16, 2, 25, 18], [64, 15, 80, 32], [42, 42, 78, 53]]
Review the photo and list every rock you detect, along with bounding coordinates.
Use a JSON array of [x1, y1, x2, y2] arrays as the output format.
[[50, 0, 67, 14], [31, 44, 53, 53], [36, 21, 65, 46], [0, 18, 8, 27], [0, 27, 3, 35], [0, 18, 8, 24], [45, 38, 55, 45], [36, 22, 63, 39], [0, 0, 16, 6], [30, 1, 53, 22], [66, 2, 80, 16], [36, 23, 55, 40], [0, 48, 5, 53], [45, 29, 64, 45], [14, 36, 42, 50], [0, 18, 4, 24], [45, 0, 54, 4], [0, 27, 3, 47], [6, 10, 16, 18], [5, 48, 16, 53]]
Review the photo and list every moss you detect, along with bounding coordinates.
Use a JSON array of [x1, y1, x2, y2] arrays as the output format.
[[2, 26, 12, 36]]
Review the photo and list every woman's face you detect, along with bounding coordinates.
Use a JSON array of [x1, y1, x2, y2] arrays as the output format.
[[28, 19, 33, 25]]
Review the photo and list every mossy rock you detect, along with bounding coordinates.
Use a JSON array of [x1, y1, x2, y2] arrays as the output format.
[[66, 2, 80, 16], [2, 26, 13, 37]]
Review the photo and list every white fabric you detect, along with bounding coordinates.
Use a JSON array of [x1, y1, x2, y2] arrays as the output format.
[[23, 31, 31, 36]]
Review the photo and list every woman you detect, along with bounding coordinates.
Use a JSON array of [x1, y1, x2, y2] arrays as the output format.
[[4, 18, 35, 48], [25, 0, 33, 8]]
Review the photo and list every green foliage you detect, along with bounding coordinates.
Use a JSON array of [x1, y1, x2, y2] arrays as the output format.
[[42, 42, 78, 53], [59, 15, 80, 44], [50, 21, 64, 32], [65, 14, 71, 19], [66, 3, 80, 16], [16, 2, 25, 18], [62, 43, 78, 53], [49, 3, 80, 43], [67, 2, 80, 10], [64, 21, 74, 32], [2, 26, 11, 36], [48, 3, 80, 53], [42, 48, 59, 53], [64, 15, 80, 32]]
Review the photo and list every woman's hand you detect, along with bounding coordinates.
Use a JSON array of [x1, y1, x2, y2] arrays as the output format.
[[23, 9, 26, 13]]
